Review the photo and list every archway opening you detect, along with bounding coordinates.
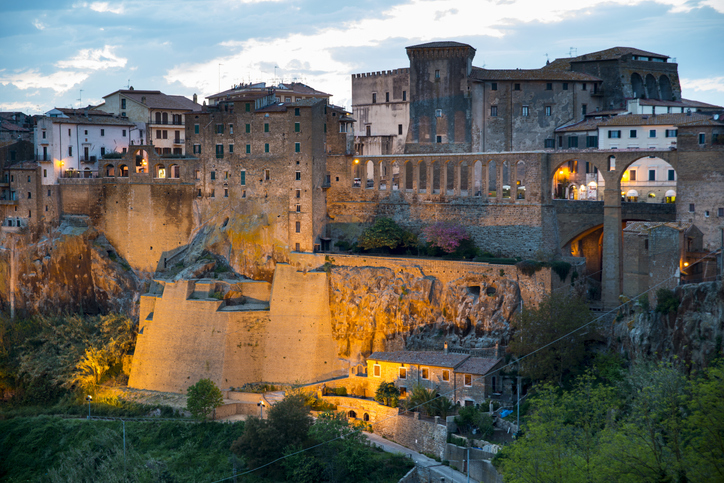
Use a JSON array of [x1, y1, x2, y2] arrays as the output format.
[[461, 161, 469, 195], [645, 74, 659, 100], [405, 161, 414, 190], [366, 160, 374, 189], [446, 161, 455, 194], [473, 160, 482, 197], [154, 164, 166, 179], [419, 160, 427, 193], [119, 164, 129, 177], [619, 157, 677, 204], [516, 161, 526, 200], [352, 159, 362, 187], [432, 162, 441, 194], [502, 161, 511, 199], [488, 161, 497, 198], [169, 164, 180, 179], [134, 149, 149, 173], [391, 160, 400, 190], [379, 161, 387, 190], [659, 75, 673, 101], [631, 73, 645, 98], [104, 164, 115, 177]]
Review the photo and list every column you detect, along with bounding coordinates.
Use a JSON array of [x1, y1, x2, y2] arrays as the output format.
[[601, 173, 622, 309]]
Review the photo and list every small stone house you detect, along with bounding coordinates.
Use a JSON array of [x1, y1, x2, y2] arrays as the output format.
[[366, 350, 503, 407]]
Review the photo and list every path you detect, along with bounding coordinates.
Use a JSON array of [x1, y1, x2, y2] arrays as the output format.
[[364, 432, 478, 483]]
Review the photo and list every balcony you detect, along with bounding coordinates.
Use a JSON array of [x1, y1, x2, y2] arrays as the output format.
[[81, 156, 98, 163], [1, 220, 25, 234], [61, 169, 98, 179], [148, 117, 184, 126], [173, 138, 184, 144]]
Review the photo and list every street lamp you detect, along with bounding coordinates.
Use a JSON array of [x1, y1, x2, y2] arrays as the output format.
[[257, 400, 266, 418], [86, 395, 92, 419]]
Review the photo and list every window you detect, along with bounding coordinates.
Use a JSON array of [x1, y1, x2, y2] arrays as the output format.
[[436, 135, 442, 143], [295, 171, 301, 181], [210, 171, 216, 180], [69, 129, 71, 136], [689, 204, 695, 212], [665, 129, 678, 138], [372, 93, 377, 104], [609, 130, 621, 138], [295, 189, 301, 198], [42, 130, 46, 139], [122, 130, 126, 137], [229, 124, 233, 135], [69, 146, 73, 156], [399, 367, 407, 379], [568, 136, 579, 148], [718, 208, 724, 217], [195, 170, 200, 180], [546, 82, 552, 90], [648, 169, 656, 181], [464, 374, 472, 387], [295, 242, 300, 251], [241, 190, 246, 198], [193, 144, 201, 154], [385, 92, 390, 102], [586, 136, 598, 148], [699, 133, 706, 144], [229, 144, 234, 153], [630, 170, 637, 181], [240, 170, 246, 185], [156, 130, 162, 139], [294, 122, 300, 132], [27, 192, 31, 199], [366, 125, 371, 136], [402, 90, 407, 101], [435, 109, 443, 118], [246, 144, 251, 154], [581, 104, 587, 116], [121, 99, 126, 109], [197, 189, 202, 197], [264, 123, 269, 133], [245, 123, 251, 133], [421, 368, 429, 379], [705, 210, 710, 218], [48, 189, 51, 196], [522, 106, 529, 116], [216, 144, 224, 158], [373, 364, 381, 377], [668, 169, 675, 181], [490, 106, 498, 117], [563, 82, 569, 90], [264, 143, 270, 153], [224, 188, 229, 198], [210, 189, 215, 198], [545, 106, 551, 116], [100, 147, 105, 156], [544, 139, 555, 148], [442, 370, 450, 382], [264, 169, 270, 181], [246, 103, 251, 112], [27, 176, 31, 183], [582, 83, 587, 90], [491, 82, 497, 91], [43, 169, 47, 178], [398, 124, 403, 135], [215, 124, 223, 135], [100, 129, 105, 136], [84, 130, 88, 135], [295, 142, 301, 153], [294, 107, 300, 116], [630, 129, 637, 138], [435, 70, 440, 78], [649, 129, 656, 138], [514, 83, 521, 91], [295, 221, 301, 233]]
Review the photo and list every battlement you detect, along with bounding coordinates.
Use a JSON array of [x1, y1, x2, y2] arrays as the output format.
[[351, 68, 410, 79]]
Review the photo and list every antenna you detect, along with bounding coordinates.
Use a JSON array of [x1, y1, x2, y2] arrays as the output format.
[[569, 47, 577, 57], [274, 65, 278, 84], [78, 89, 83, 108], [126, 79, 130, 89]]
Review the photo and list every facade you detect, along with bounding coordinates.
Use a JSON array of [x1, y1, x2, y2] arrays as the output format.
[[0, 112, 33, 144], [34, 108, 135, 185], [366, 350, 503, 406], [97, 89, 202, 155], [206, 82, 330, 107]]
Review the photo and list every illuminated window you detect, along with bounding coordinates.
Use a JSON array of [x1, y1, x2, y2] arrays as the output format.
[[373, 364, 381, 377], [421, 367, 429, 380], [442, 370, 450, 382], [399, 367, 407, 379], [464, 374, 472, 387]]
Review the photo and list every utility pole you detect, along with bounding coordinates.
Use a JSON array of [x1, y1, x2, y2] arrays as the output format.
[[516, 376, 521, 433], [467, 445, 470, 483]]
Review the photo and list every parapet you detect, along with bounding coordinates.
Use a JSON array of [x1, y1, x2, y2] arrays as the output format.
[[351, 68, 410, 79]]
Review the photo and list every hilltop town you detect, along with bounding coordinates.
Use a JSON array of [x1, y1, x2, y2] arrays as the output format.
[[1, 41, 723, 482]]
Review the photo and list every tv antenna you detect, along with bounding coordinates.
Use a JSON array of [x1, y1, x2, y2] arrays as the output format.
[[78, 89, 83, 108], [126, 79, 131, 89], [569, 47, 577, 57]]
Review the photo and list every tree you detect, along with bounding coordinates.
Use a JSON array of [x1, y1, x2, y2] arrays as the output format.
[[508, 292, 594, 384], [186, 378, 223, 421], [357, 218, 416, 252], [422, 221, 471, 254], [374, 381, 400, 407], [454, 405, 494, 439]]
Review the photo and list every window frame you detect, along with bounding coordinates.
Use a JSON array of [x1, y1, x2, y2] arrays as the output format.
[[399, 367, 407, 379], [373, 364, 381, 377], [464, 374, 472, 387], [421, 367, 429, 380]]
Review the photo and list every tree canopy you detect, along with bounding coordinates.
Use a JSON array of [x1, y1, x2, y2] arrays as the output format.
[[186, 378, 224, 421], [357, 218, 416, 252]]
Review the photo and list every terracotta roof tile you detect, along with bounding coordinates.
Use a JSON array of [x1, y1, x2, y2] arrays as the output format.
[[570, 47, 669, 62], [598, 113, 712, 127], [123, 92, 201, 112], [455, 357, 502, 375], [555, 118, 604, 133], [367, 351, 470, 368]]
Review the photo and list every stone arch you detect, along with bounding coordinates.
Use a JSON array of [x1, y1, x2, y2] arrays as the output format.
[[460, 161, 469, 195], [516, 161, 526, 200], [132, 149, 149, 173], [169, 164, 180, 179], [154, 163, 166, 179], [618, 156, 678, 203], [405, 160, 414, 190], [363, 413, 370, 422], [631, 73, 645, 98], [418, 160, 427, 192], [473, 160, 483, 197], [104, 164, 115, 177], [352, 159, 362, 187], [348, 410, 357, 419], [488, 160, 497, 198], [119, 164, 129, 177], [379, 160, 388, 190], [391, 160, 401, 190], [659, 75, 673, 101], [502, 161, 511, 199], [446, 160, 455, 194], [366, 160, 374, 189], [432, 161, 441, 194], [645, 74, 659, 100]]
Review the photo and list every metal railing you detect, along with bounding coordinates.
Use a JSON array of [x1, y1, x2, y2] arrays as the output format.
[[61, 169, 98, 179]]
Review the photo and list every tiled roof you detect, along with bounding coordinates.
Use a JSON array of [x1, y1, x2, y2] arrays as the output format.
[[407, 41, 473, 49], [636, 98, 722, 109], [367, 351, 470, 368], [570, 47, 669, 62], [676, 118, 724, 127], [624, 221, 692, 233], [471, 67, 600, 82], [123, 92, 201, 112], [555, 118, 604, 133], [46, 111, 136, 126], [585, 109, 626, 117], [207, 82, 330, 100], [541, 58, 572, 71], [0, 120, 29, 132], [598, 113, 712, 127], [455, 357, 502, 375]]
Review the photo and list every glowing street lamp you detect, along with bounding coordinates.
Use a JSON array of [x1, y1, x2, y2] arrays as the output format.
[[86, 395, 92, 419]]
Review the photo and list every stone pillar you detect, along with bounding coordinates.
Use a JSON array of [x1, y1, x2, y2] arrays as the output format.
[[602, 175, 622, 309], [412, 161, 419, 193], [374, 160, 380, 190]]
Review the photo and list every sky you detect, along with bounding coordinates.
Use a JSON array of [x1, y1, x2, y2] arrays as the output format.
[[1, 0, 723, 114]]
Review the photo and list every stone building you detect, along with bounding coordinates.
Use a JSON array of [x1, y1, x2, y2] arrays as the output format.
[[0, 112, 33, 144], [206, 82, 330, 107], [97, 89, 202, 155]]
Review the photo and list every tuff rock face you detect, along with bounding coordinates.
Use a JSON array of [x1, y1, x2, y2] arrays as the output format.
[[328, 266, 521, 364], [0, 226, 140, 317], [613, 282, 724, 370]]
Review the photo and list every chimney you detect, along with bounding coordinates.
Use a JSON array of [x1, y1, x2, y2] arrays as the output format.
[[193, 93, 198, 104], [444, 341, 448, 354]]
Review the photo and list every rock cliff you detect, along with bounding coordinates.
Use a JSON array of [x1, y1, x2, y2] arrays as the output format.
[[612, 282, 724, 370], [328, 265, 521, 364], [0, 223, 140, 317]]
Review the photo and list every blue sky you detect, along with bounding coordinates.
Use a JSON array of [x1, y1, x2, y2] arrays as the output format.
[[1, 0, 723, 114]]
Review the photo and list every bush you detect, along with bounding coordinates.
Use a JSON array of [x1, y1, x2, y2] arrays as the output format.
[[550, 260, 572, 282], [422, 221, 470, 254], [357, 218, 417, 252], [454, 406, 494, 439], [516, 260, 543, 276], [374, 382, 400, 407], [655, 288, 680, 314], [186, 378, 223, 421]]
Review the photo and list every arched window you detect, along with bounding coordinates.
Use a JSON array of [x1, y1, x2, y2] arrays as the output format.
[[154, 164, 166, 179], [391, 160, 400, 190], [516, 161, 526, 200], [83, 167, 92, 179], [473, 160, 483, 197], [488, 161, 497, 198], [363, 413, 370, 422], [155, 112, 161, 123], [379, 161, 387, 190], [169, 164, 180, 179], [352, 159, 362, 187], [418, 160, 427, 193], [405, 161, 414, 190], [460, 161, 469, 195], [366, 160, 374, 189], [608, 155, 616, 171], [348, 410, 357, 419], [432, 162, 441, 194], [162, 112, 168, 124], [104, 164, 115, 177], [645, 74, 659, 100], [446, 161, 455, 194], [119, 164, 129, 177], [502, 161, 511, 199], [631, 73, 645, 98], [659, 75, 673, 101]]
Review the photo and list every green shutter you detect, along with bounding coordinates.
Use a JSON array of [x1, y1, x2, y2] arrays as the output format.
[[240, 171, 246, 185], [246, 123, 251, 133], [246, 144, 251, 153], [294, 122, 300, 132]]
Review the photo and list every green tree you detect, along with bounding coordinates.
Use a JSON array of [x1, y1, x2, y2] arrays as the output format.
[[186, 378, 224, 421], [357, 218, 416, 252], [685, 362, 724, 482], [454, 405, 494, 439], [509, 292, 594, 384], [374, 381, 400, 407]]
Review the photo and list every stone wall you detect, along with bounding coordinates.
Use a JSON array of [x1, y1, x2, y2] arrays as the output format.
[[446, 444, 503, 483]]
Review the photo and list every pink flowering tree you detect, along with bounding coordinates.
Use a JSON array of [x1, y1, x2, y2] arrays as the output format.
[[422, 221, 470, 254]]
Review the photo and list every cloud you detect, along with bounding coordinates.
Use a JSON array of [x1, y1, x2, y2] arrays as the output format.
[[56, 45, 127, 70], [33, 19, 46, 30], [0, 100, 44, 113], [0, 69, 89, 93], [681, 76, 724, 93], [701, 0, 724, 12], [75, 1, 125, 14]]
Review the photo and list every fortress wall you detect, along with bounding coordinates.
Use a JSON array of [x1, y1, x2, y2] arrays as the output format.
[[262, 264, 347, 383], [99, 183, 195, 273], [221, 311, 269, 388], [59, 181, 104, 219]]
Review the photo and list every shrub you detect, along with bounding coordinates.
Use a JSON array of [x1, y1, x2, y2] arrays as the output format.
[[357, 218, 416, 252], [422, 221, 470, 254], [375, 382, 400, 407], [516, 260, 543, 276], [186, 378, 223, 420], [655, 288, 680, 314], [550, 260, 572, 282], [454, 406, 494, 439]]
